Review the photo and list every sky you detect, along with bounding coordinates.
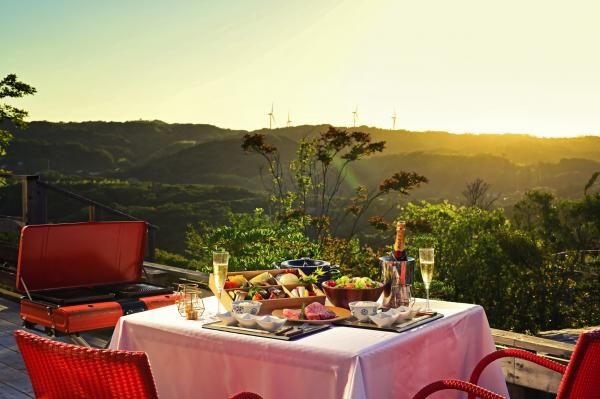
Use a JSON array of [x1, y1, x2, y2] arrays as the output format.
[[2, 0, 600, 137]]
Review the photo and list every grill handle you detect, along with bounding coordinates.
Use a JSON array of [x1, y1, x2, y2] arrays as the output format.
[[20, 278, 33, 301]]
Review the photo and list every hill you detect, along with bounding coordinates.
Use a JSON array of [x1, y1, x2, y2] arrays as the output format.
[[3, 121, 600, 177], [1, 120, 598, 256]]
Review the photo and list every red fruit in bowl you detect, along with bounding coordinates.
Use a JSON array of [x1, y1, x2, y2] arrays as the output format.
[[345, 283, 355, 289], [323, 280, 336, 288]]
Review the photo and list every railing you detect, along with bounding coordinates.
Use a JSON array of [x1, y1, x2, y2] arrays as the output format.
[[492, 329, 573, 397], [0, 174, 158, 260]]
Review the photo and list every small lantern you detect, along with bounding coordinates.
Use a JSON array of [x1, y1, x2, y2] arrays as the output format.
[[176, 283, 205, 320]]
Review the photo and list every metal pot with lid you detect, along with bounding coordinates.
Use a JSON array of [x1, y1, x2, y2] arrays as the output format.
[[276, 257, 339, 283]]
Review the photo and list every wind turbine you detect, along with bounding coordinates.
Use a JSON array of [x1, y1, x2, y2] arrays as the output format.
[[267, 104, 276, 129], [286, 112, 292, 127], [391, 110, 397, 130], [352, 105, 359, 127]]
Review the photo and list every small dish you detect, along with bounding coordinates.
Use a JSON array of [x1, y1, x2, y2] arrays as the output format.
[[348, 301, 379, 321], [388, 306, 412, 322], [216, 311, 237, 326], [410, 307, 423, 318], [233, 313, 258, 328], [231, 300, 262, 315], [369, 312, 396, 328], [256, 315, 286, 332]]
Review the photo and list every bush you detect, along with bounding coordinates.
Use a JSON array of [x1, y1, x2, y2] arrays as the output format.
[[186, 208, 321, 273], [403, 200, 599, 333]]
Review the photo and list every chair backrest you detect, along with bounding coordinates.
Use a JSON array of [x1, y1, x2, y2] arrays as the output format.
[[15, 330, 159, 399], [557, 329, 600, 399]]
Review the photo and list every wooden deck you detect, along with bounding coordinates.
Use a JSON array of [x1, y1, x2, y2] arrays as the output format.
[[0, 296, 33, 398], [0, 295, 110, 398]]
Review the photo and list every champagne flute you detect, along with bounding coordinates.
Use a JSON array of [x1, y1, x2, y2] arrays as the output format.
[[418, 248, 435, 312], [212, 250, 230, 313]]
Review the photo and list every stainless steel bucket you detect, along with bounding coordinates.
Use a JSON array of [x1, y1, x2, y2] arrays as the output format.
[[380, 255, 415, 308]]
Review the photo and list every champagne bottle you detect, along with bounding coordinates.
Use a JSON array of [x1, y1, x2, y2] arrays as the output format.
[[393, 221, 407, 261]]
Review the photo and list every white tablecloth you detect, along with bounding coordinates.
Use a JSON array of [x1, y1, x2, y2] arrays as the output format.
[[110, 297, 508, 399]]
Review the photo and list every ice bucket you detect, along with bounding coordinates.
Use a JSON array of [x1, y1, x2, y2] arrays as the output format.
[[380, 255, 415, 308]]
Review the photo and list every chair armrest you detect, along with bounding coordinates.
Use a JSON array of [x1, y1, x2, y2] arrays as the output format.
[[228, 392, 263, 399], [413, 379, 506, 399], [468, 348, 567, 399]]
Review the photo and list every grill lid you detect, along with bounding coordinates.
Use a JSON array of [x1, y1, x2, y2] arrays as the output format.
[[16, 221, 147, 293]]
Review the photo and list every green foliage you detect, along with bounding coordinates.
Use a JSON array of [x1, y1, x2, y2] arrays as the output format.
[[513, 190, 600, 252], [404, 198, 600, 333], [186, 209, 321, 273], [0, 74, 36, 179], [155, 249, 190, 269], [0, 173, 266, 254], [320, 236, 380, 279]]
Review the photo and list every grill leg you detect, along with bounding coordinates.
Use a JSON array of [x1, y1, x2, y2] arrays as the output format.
[[69, 334, 91, 347]]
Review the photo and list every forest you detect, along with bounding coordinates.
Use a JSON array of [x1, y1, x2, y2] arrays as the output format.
[[0, 120, 598, 333]]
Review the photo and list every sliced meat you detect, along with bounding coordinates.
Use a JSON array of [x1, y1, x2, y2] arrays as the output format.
[[305, 308, 321, 320], [305, 302, 336, 320], [282, 308, 301, 320]]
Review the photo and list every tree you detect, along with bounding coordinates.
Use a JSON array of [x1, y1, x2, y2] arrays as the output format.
[[584, 171, 600, 196], [0, 74, 36, 178], [186, 208, 321, 272], [462, 178, 500, 210], [403, 200, 600, 333], [242, 126, 427, 241]]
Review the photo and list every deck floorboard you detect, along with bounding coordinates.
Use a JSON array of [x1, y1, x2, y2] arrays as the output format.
[[0, 297, 32, 398], [0, 296, 112, 398]]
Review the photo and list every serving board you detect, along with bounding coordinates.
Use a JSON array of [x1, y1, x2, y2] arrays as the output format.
[[271, 306, 351, 325], [202, 321, 330, 341], [208, 269, 326, 315], [334, 312, 444, 333]]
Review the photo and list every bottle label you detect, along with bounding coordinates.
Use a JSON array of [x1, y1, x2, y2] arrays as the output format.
[[394, 221, 406, 260], [394, 222, 405, 251]]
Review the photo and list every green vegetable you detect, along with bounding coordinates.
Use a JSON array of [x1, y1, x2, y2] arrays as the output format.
[[298, 267, 326, 284], [333, 275, 378, 288], [335, 275, 351, 286], [246, 286, 263, 299]]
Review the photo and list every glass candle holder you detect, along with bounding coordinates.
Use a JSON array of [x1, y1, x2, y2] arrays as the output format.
[[176, 283, 205, 319]]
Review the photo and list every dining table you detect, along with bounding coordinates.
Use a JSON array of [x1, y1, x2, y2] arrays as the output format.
[[109, 297, 509, 399]]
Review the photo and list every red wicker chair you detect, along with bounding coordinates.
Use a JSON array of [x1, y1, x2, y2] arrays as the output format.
[[15, 329, 159, 398], [229, 393, 264, 399], [413, 329, 600, 399], [16, 330, 265, 399]]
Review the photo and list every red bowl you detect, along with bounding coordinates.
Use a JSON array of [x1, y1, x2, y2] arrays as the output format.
[[321, 283, 384, 309]]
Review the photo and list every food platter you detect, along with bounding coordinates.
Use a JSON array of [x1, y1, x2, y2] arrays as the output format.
[[272, 306, 351, 324], [203, 321, 330, 341]]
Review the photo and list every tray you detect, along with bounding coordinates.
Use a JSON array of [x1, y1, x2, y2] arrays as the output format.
[[208, 269, 326, 315], [334, 312, 444, 333], [202, 321, 330, 341]]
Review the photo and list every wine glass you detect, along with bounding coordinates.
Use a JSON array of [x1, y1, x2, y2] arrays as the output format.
[[418, 248, 435, 313], [213, 250, 230, 313]]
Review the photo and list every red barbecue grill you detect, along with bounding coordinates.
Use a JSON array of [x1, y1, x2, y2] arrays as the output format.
[[16, 221, 177, 346]]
